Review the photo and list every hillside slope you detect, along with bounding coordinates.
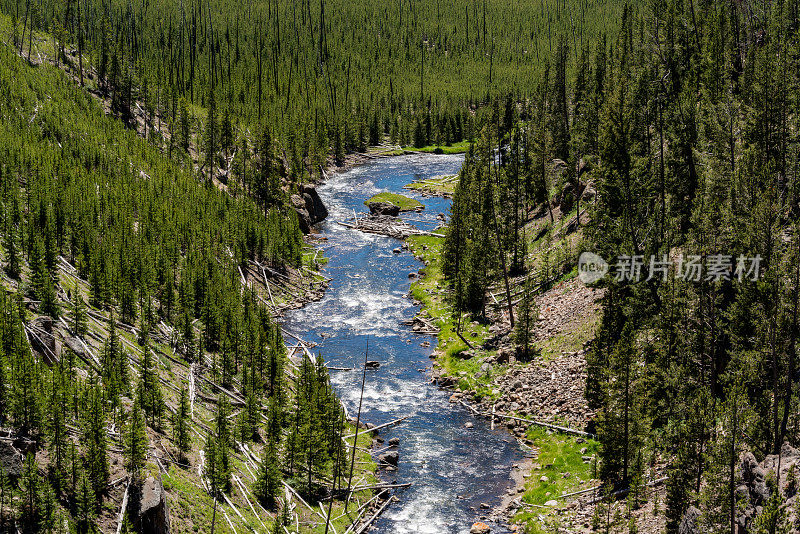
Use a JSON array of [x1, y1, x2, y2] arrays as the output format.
[[0, 40, 381, 533]]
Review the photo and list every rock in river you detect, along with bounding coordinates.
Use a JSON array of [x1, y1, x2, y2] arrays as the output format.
[[470, 522, 491, 534], [368, 201, 401, 216], [379, 451, 399, 467]]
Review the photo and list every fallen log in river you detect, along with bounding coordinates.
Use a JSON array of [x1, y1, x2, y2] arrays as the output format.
[[338, 214, 445, 240]]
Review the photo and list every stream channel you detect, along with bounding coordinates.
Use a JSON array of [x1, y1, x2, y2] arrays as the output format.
[[283, 153, 525, 534]]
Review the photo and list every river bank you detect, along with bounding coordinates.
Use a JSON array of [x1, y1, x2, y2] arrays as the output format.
[[400, 193, 610, 532]]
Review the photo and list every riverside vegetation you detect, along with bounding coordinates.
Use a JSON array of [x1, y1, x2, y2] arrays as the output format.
[[411, 1, 800, 533]]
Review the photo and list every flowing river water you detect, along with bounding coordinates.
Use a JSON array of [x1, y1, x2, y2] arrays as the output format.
[[283, 153, 525, 534]]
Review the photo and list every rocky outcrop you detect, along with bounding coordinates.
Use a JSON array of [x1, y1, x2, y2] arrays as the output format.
[[730, 443, 800, 532], [29, 316, 61, 362], [678, 506, 701, 534], [133, 477, 171, 534], [368, 201, 401, 217], [0, 441, 24, 479], [291, 185, 328, 233]]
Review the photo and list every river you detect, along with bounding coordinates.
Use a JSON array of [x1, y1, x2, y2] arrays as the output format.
[[283, 153, 524, 534]]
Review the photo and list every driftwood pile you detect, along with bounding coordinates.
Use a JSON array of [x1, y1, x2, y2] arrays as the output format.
[[339, 214, 444, 240], [403, 314, 439, 335]]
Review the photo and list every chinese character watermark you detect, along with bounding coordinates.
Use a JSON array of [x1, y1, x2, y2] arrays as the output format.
[[578, 252, 761, 284]]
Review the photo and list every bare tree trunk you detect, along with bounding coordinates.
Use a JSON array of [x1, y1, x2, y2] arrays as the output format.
[[77, 0, 84, 86], [345, 340, 369, 512]]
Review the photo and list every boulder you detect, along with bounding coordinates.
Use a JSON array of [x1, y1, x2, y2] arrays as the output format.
[[291, 185, 328, 233], [560, 182, 575, 213], [379, 451, 399, 467], [470, 522, 491, 534], [302, 185, 328, 224], [387, 437, 400, 447], [678, 506, 701, 534], [368, 202, 401, 217], [0, 441, 24, 479], [581, 183, 597, 202], [577, 157, 593, 177], [133, 477, 171, 534], [29, 316, 61, 362], [64, 337, 89, 360], [741, 452, 769, 506], [291, 194, 313, 233]]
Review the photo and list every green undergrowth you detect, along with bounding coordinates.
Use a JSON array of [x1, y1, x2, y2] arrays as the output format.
[[514, 428, 599, 530], [364, 192, 423, 211]]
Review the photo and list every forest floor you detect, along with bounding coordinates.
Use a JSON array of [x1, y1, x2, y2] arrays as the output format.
[[0, 251, 383, 534]]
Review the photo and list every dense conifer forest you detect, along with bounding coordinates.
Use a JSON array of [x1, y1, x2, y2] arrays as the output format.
[[441, 1, 800, 532]]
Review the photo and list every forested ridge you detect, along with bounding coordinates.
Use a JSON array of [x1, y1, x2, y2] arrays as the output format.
[[3, 0, 623, 177], [0, 21, 383, 533], [441, 0, 800, 532]]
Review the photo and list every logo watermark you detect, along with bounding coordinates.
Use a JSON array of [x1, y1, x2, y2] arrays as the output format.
[[578, 252, 762, 284], [578, 252, 609, 284]]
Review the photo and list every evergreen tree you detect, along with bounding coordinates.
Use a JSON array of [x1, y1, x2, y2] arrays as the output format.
[[74, 464, 95, 534], [513, 274, 539, 361], [254, 434, 281, 510], [124, 397, 148, 477], [83, 383, 109, 498], [18, 453, 41, 532], [71, 290, 87, 337], [137, 337, 164, 428], [204, 90, 218, 182], [173, 384, 191, 463]]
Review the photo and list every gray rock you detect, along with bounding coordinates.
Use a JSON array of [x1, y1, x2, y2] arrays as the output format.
[[133, 477, 171, 534], [368, 202, 401, 217], [379, 451, 399, 467], [302, 185, 328, 224], [741, 452, 769, 506], [470, 522, 491, 534], [678, 506, 701, 534], [0, 441, 24, 479], [292, 186, 328, 233]]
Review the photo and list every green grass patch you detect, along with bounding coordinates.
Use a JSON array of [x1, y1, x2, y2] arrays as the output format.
[[364, 192, 423, 211], [404, 174, 458, 197], [403, 140, 471, 154], [406, 233, 500, 399], [514, 427, 599, 517]]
